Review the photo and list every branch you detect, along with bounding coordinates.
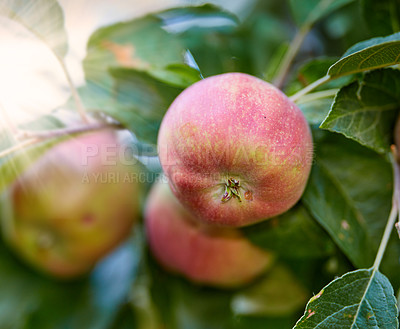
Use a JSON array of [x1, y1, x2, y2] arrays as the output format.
[[0, 122, 123, 160], [0, 138, 40, 159], [273, 25, 311, 89], [295, 88, 339, 104], [290, 75, 332, 103], [57, 57, 89, 124], [16, 121, 123, 140], [372, 148, 400, 271]]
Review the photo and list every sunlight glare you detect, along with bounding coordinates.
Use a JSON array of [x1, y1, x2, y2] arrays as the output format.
[[0, 16, 68, 126]]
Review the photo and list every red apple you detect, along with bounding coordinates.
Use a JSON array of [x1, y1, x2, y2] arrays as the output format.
[[145, 180, 273, 288], [2, 129, 142, 278], [158, 73, 313, 227]]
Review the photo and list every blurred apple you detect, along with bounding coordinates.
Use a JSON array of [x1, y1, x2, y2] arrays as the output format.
[[2, 129, 142, 278], [145, 180, 274, 288]]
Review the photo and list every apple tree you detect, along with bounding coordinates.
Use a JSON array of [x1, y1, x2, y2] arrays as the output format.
[[0, 0, 400, 328]]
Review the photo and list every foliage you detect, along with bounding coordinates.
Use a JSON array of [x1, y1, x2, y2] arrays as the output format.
[[1, 0, 400, 328]]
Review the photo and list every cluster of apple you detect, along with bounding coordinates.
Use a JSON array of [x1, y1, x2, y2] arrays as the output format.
[[2, 73, 312, 285], [146, 73, 313, 287]]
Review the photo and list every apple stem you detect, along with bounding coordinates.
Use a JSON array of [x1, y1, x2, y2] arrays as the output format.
[[295, 88, 339, 104], [290, 75, 333, 103]]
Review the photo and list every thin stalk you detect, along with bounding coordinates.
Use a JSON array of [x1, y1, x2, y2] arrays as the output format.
[[0, 138, 39, 158], [296, 88, 339, 104], [372, 152, 400, 270], [273, 25, 311, 89], [0, 122, 122, 160], [16, 121, 122, 140], [372, 198, 398, 270], [290, 75, 332, 103], [57, 57, 89, 124]]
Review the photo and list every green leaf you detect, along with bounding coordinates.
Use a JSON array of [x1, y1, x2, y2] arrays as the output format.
[[147, 253, 238, 329], [290, 0, 354, 26], [75, 69, 182, 145], [83, 14, 185, 90], [175, 10, 290, 78], [362, 0, 400, 37], [156, 4, 239, 34], [109, 68, 182, 144], [146, 63, 202, 88], [0, 237, 141, 329], [328, 33, 400, 77], [109, 304, 137, 329], [83, 4, 239, 86], [286, 57, 354, 97], [311, 132, 400, 289], [232, 264, 308, 316], [297, 92, 336, 125], [315, 134, 393, 243], [304, 133, 393, 268], [128, 273, 161, 329], [303, 163, 373, 268], [321, 69, 400, 154], [293, 268, 398, 329], [243, 204, 335, 259], [0, 0, 68, 59], [296, 58, 338, 87]]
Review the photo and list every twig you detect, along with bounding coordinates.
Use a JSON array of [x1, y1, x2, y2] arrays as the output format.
[[273, 25, 311, 89], [16, 121, 123, 140], [372, 149, 400, 270], [0, 138, 40, 159], [295, 88, 339, 104], [290, 75, 332, 103], [0, 121, 123, 160], [57, 57, 89, 124]]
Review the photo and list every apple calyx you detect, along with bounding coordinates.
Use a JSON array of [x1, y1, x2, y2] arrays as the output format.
[[37, 230, 55, 250], [221, 178, 242, 203]]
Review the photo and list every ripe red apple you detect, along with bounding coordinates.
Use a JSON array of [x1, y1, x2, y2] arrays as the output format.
[[158, 73, 313, 227], [145, 180, 273, 288], [2, 129, 142, 278]]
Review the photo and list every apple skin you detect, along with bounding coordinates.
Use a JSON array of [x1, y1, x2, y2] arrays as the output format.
[[158, 73, 313, 227], [2, 129, 141, 278], [145, 180, 274, 288]]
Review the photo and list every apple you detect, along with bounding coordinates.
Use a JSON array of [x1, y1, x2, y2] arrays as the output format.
[[158, 73, 313, 227], [1, 129, 142, 278], [145, 180, 273, 288]]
